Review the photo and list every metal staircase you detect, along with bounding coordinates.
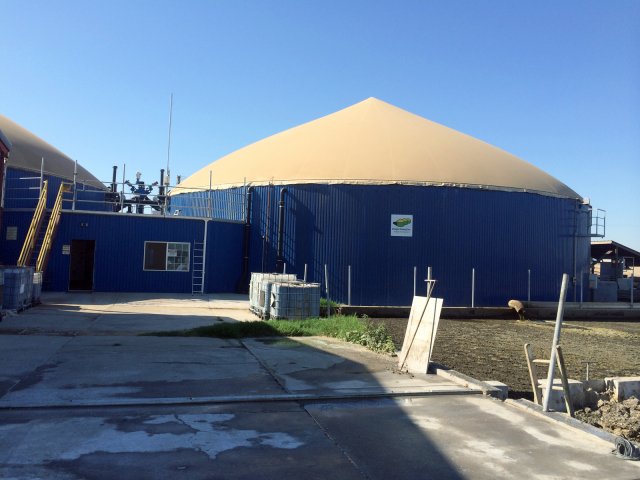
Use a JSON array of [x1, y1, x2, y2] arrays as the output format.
[[36, 183, 71, 273], [191, 241, 205, 294], [17, 182, 70, 273], [17, 180, 49, 267]]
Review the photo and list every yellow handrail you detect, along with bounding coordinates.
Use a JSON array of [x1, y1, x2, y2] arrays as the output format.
[[17, 180, 48, 267], [36, 183, 71, 273]]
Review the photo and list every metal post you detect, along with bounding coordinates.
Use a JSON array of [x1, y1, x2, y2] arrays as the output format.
[[631, 272, 635, 305], [426, 266, 432, 296], [542, 273, 570, 412], [72, 159, 78, 211], [120, 164, 126, 212], [283, 263, 286, 274], [201, 220, 208, 293], [527, 269, 531, 302], [208, 171, 213, 218], [579, 268, 584, 305], [324, 264, 331, 317], [39, 157, 44, 194], [413, 266, 417, 297], [471, 268, 476, 308], [303, 264, 308, 282], [348, 265, 352, 306]]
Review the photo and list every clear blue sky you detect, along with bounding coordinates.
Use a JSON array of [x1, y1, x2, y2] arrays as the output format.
[[2, 1, 638, 250]]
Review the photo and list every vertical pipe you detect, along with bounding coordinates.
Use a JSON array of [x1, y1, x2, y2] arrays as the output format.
[[72, 159, 78, 211], [283, 263, 287, 274], [542, 273, 570, 412], [238, 186, 253, 293], [579, 267, 584, 305], [303, 263, 307, 282], [120, 164, 126, 212], [208, 171, 213, 218], [631, 271, 635, 305], [201, 220, 208, 293], [413, 266, 417, 297], [471, 268, 475, 308], [528, 269, 531, 302], [572, 201, 578, 301], [426, 266, 432, 296], [276, 187, 287, 273], [39, 157, 44, 194], [166, 93, 173, 181], [348, 265, 352, 306], [324, 264, 331, 317]]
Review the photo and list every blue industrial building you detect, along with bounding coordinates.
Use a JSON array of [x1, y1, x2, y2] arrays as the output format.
[[0, 115, 244, 294], [1, 100, 594, 306]]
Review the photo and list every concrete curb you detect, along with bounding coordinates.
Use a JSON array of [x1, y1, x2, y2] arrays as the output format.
[[434, 368, 503, 399], [0, 388, 485, 410], [505, 398, 625, 447]]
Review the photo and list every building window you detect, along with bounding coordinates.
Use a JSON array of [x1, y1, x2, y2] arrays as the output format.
[[144, 242, 190, 271]]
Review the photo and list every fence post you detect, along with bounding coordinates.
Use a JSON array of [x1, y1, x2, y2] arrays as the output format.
[[303, 263, 307, 282], [471, 268, 475, 308], [348, 265, 352, 306], [542, 273, 570, 412], [413, 266, 417, 297], [324, 264, 331, 317]]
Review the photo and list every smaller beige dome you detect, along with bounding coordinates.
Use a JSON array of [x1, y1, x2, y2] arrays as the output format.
[[0, 115, 104, 189]]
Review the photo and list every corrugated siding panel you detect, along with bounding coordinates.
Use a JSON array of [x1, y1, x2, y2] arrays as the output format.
[[0, 211, 34, 265], [206, 220, 244, 292]]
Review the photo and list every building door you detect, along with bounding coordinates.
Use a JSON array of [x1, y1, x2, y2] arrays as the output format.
[[69, 240, 95, 291]]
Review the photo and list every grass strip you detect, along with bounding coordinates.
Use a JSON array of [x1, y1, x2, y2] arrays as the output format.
[[146, 315, 397, 355]]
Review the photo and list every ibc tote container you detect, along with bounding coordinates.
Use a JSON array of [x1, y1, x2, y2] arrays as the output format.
[[270, 282, 320, 320], [1, 267, 34, 311]]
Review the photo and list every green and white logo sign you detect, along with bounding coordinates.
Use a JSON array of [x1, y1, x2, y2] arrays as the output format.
[[391, 214, 413, 237]]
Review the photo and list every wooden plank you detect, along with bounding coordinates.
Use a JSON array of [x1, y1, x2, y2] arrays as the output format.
[[555, 345, 575, 417], [524, 343, 542, 405]]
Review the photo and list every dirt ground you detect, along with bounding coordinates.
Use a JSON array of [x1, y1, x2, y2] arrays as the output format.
[[372, 318, 640, 399]]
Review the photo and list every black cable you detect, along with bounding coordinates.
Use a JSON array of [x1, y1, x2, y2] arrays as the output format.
[[613, 437, 640, 460]]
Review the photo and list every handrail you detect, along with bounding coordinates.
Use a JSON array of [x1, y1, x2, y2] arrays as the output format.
[[17, 180, 48, 266], [36, 183, 71, 273]]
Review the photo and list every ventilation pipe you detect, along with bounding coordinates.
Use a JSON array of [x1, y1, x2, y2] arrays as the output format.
[[111, 166, 118, 193], [275, 187, 287, 273]]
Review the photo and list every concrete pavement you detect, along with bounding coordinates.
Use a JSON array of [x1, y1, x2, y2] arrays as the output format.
[[0, 292, 638, 479]]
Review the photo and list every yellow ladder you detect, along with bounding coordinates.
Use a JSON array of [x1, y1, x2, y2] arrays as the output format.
[[17, 180, 49, 267], [36, 183, 71, 273], [524, 343, 574, 417]]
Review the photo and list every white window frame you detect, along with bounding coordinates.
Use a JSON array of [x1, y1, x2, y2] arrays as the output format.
[[143, 241, 190, 272]]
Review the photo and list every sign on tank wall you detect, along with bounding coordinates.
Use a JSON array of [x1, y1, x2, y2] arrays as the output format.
[[391, 214, 413, 237]]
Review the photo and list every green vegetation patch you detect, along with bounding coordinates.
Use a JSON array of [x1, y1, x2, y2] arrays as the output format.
[[146, 315, 397, 355]]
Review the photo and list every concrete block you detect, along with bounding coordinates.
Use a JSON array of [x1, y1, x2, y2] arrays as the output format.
[[484, 380, 508, 400], [538, 378, 585, 412], [605, 377, 640, 401]]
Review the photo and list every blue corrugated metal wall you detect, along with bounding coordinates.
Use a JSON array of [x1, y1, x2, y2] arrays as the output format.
[[0, 210, 243, 293], [174, 183, 590, 306]]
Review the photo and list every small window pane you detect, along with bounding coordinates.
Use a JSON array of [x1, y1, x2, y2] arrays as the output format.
[[167, 242, 190, 271], [144, 242, 167, 270]]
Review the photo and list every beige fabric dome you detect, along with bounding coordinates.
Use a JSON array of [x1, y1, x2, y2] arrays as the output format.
[[0, 115, 104, 189], [174, 98, 579, 199]]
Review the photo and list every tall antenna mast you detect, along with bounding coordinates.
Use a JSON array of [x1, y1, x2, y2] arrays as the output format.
[[166, 93, 173, 185]]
